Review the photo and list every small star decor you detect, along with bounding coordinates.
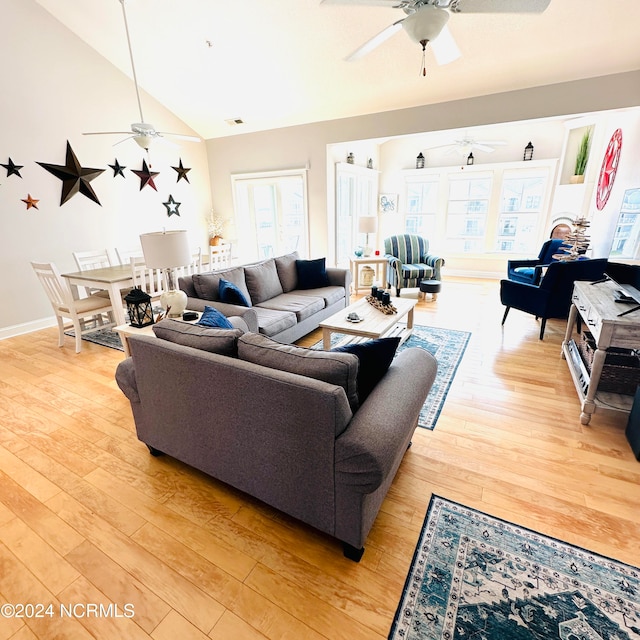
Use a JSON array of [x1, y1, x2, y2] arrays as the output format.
[[163, 194, 181, 217], [37, 141, 104, 205], [108, 159, 126, 178], [132, 159, 159, 191], [2, 158, 24, 178], [172, 159, 191, 183], [21, 194, 39, 210]]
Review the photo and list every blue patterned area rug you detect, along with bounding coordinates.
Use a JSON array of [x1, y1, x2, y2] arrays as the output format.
[[389, 495, 640, 640], [64, 327, 124, 351], [313, 325, 470, 431]]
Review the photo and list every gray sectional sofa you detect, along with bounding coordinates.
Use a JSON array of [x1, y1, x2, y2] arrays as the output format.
[[178, 251, 351, 343], [115, 320, 438, 560]]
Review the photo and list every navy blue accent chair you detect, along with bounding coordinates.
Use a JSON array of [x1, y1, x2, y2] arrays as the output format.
[[384, 234, 444, 297], [506, 239, 567, 285], [500, 258, 608, 340]]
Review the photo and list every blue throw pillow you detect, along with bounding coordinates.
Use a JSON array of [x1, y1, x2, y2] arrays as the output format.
[[197, 305, 233, 329], [332, 337, 400, 403], [296, 258, 330, 289], [218, 278, 251, 307]]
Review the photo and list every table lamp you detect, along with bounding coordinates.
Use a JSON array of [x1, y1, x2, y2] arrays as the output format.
[[359, 216, 378, 257], [140, 230, 191, 318]]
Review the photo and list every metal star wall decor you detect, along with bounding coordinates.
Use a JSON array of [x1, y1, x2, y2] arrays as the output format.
[[37, 141, 104, 205], [21, 194, 39, 210], [131, 159, 159, 191], [163, 194, 181, 217], [108, 159, 126, 178], [2, 157, 24, 178], [172, 159, 191, 183]]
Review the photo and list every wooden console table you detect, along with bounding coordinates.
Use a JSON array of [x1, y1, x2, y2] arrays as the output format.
[[561, 279, 640, 425]]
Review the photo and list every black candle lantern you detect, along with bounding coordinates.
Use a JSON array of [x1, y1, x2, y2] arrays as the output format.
[[124, 287, 154, 328], [467, 152, 474, 165], [523, 141, 534, 161], [416, 152, 425, 169]]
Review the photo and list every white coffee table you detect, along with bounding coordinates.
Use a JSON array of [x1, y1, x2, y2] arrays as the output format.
[[319, 296, 417, 350]]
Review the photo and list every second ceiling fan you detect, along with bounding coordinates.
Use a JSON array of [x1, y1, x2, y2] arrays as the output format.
[[83, 0, 201, 150], [321, 0, 551, 74]]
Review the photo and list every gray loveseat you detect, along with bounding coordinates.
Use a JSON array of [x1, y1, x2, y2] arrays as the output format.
[[115, 320, 438, 560], [178, 252, 351, 343]]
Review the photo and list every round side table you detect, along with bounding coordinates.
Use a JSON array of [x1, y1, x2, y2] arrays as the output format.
[[419, 279, 441, 301]]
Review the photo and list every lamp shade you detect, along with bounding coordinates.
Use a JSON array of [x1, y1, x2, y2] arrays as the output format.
[[140, 230, 191, 269], [402, 5, 450, 44], [358, 216, 378, 234]]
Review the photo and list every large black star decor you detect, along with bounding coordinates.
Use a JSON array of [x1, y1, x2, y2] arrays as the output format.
[[1, 157, 24, 178], [172, 158, 191, 183], [131, 159, 159, 191], [108, 158, 126, 178], [163, 195, 181, 217], [37, 141, 104, 205]]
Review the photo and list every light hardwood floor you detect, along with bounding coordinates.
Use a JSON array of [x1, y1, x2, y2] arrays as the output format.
[[1, 277, 638, 639]]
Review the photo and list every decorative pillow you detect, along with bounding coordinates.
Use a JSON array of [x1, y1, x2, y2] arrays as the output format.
[[296, 258, 330, 290], [244, 259, 284, 304], [332, 337, 401, 404], [219, 278, 251, 307], [197, 305, 233, 329], [275, 252, 299, 292], [237, 332, 359, 412], [152, 319, 242, 356], [192, 266, 249, 301]]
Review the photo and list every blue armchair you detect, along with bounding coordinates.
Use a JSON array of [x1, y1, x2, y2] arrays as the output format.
[[506, 239, 566, 285], [384, 234, 444, 297], [500, 258, 608, 340]]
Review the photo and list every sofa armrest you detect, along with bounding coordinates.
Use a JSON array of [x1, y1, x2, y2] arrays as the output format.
[[334, 348, 437, 493], [184, 298, 259, 333], [326, 267, 351, 291], [115, 358, 140, 404]]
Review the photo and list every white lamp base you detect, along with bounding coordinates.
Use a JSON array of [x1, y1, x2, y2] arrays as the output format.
[[363, 245, 373, 257], [161, 289, 188, 318]]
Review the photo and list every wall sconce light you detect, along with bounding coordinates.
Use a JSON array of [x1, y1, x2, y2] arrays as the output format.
[[416, 152, 425, 169], [467, 152, 474, 166], [523, 141, 534, 161]]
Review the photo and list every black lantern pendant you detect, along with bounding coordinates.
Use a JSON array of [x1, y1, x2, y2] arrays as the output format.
[[416, 152, 425, 169], [467, 152, 474, 166], [523, 141, 534, 161], [125, 287, 154, 328]]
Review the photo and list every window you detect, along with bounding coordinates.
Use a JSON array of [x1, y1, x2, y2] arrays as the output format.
[[446, 176, 491, 253], [232, 170, 308, 260], [405, 178, 438, 237]]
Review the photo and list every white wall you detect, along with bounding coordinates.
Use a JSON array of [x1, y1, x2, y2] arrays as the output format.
[[207, 72, 640, 271], [0, 0, 212, 336]]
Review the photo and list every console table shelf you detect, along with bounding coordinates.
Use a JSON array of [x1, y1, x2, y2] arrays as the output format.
[[562, 279, 640, 424]]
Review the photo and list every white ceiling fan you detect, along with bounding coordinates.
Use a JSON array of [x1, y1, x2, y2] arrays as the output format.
[[426, 134, 507, 156], [83, 0, 201, 150], [321, 0, 551, 72]]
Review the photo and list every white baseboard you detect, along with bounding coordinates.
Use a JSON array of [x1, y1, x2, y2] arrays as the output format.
[[0, 317, 56, 341]]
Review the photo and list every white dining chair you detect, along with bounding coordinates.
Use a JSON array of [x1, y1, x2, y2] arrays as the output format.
[[31, 261, 115, 353], [72, 249, 113, 272], [175, 247, 203, 279], [209, 244, 232, 270], [130, 257, 165, 302], [116, 247, 144, 265]]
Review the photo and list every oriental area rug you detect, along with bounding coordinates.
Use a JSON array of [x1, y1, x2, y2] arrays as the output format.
[[389, 495, 640, 640], [314, 325, 470, 431]]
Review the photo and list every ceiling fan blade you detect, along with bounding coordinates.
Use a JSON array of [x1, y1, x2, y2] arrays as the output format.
[[345, 20, 403, 61], [320, 0, 403, 6], [431, 25, 461, 65], [476, 140, 507, 145], [83, 131, 133, 136], [113, 135, 135, 147], [157, 132, 202, 143], [472, 143, 496, 153], [449, 0, 551, 13]]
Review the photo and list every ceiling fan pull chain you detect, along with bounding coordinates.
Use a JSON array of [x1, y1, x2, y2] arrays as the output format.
[[420, 39, 427, 76]]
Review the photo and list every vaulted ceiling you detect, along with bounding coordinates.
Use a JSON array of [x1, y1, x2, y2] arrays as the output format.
[[35, 0, 640, 140]]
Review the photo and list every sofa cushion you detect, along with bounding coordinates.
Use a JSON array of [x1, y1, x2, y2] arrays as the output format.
[[152, 319, 242, 356], [332, 337, 401, 404], [296, 285, 345, 307], [244, 259, 284, 304], [296, 258, 330, 290], [237, 333, 359, 411], [197, 305, 234, 329], [219, 278, 251, 307], [251, 307, 297, 337], [192, 267, 251, 302], [275, 252, 299, 292], [257, 293, 325, 322]]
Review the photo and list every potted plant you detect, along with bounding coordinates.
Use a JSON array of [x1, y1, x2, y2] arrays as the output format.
[[208, 214, 225, 246], [571, 128, 592, 184]]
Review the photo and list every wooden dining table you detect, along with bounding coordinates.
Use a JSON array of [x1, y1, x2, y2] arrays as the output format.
[[61, 264, 134, 327]]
